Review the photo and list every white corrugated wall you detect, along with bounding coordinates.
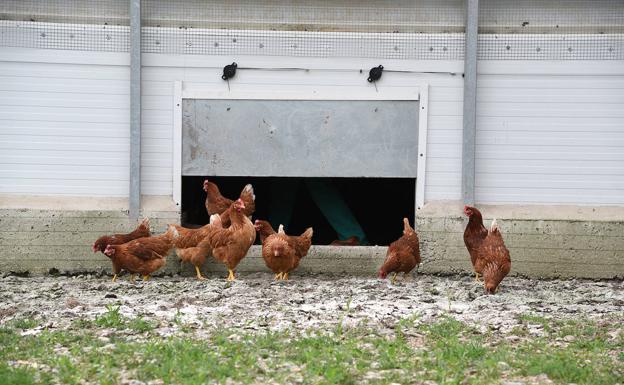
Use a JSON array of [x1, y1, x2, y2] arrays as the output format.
[[1, 49, 623, 205], [0, 54, 131, 196], [475, 63, 624, 205]]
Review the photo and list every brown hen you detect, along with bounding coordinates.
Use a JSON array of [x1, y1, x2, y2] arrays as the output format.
[[378, 218, 421, 284], [464, 205, 511, 294], [92, 218, 150, 254], [256, 221, 313, 280], [102, 229, 174, 282], [254, 219, 275, 243], [208, 199, 256, 281], [170, 214, 222, 280], [203, 180, 255, 227], [463, 205, 490, 282]]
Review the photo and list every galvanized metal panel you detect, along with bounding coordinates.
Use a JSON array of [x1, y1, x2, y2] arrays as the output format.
[[182, 99, 419, 177], [129, 0, 141, 220], [462, 0, 479, 205]]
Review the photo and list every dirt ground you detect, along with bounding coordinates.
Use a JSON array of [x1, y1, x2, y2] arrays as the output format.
[[1, 273, 622, 339]]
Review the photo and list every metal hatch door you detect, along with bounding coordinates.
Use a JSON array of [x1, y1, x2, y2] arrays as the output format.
[[182, 99, 419, 177]]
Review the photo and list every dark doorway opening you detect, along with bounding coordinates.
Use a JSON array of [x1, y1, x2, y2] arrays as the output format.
[[181, 176, 415, 246]]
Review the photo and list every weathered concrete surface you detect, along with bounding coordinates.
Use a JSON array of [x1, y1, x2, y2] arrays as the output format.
[[0, 195, 181, 275], [185, 245, 388, 278], [1, 196, 623, 279]]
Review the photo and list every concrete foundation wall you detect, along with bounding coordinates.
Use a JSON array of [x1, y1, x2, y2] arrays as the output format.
[[0, 206, 180, 275], [1, 197, 622, 279], [415, 202, 624, 279]]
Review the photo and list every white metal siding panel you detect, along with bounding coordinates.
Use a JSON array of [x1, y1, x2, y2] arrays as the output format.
[[475, 71, 624, 205], [5, 49, 623, 207], [0, 60, 130, 196], [0, 49, 466, 200]]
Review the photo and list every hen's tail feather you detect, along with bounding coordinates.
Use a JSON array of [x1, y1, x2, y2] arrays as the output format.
[[403, 217, 414, 233], [139, 217, 150, 229], [278, 224, 285, 234], [209, 214, 222, 227], [490, 218, 499, 233], [301, 227, 313, 239], [166, 224, 180, 239], [241, 184, 255, 201]]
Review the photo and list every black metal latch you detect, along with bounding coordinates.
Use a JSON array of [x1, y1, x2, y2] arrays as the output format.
[[367, 65, 383, 82], [222, 62, 237, 80]]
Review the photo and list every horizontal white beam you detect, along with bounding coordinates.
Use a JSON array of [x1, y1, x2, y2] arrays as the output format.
[[182, 86, 421, 101]]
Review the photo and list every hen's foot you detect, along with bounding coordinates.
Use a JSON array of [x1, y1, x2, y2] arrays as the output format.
[[111, 274, 118, 283], [274, 272, 283, 280], [226, 269, 236, 282], [195, 266, 206, 280], [142, 275, 150, 281]]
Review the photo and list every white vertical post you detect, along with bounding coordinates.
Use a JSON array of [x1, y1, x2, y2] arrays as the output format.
[[462, 0, 479, 205], [173, 81, 183, 206], [129, 0, 141, 220], [415, 84, 429, 214]]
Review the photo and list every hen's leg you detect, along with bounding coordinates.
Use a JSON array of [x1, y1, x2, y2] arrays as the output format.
[[129, 274, 136, 283], [391, 272, 398, 284], [111, 274, 118, 283], [142, 275, 150, 281], [226, 269, 235, 281], [194, 266, 206, 280], [274, 272, 283, 280], [282, 272, 289, 281], [474, 272, 482, 282]]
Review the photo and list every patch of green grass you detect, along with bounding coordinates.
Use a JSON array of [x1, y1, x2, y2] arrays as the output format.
[[418, 317, 507, 384], [70, 318, 94, 329], [72, 306, 155, 334], [510, 325, 530, 337], [517, 313, 552, 331], [509, 316, 623, 385], [127, 316, 155, 333], [0, 363, 40, 385], [94, 305, 124, 329], [11, 317, 39, 330], [173, 309, 193, 333], [0, 316, 621, 385]]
